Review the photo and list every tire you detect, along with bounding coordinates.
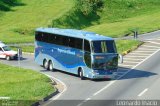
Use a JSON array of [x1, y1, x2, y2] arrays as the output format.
[[6, 56, 11, 61], [43, 59, 49, 70], [79, 68, 85, 80], [48, 61, 54, 71]]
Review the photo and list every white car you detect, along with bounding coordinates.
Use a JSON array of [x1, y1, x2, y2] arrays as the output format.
[[0, 42, 18, 60]]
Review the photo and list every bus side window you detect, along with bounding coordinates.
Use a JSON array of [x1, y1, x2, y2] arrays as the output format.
[[75, 38, 83, 50], [62, 36, 69, 47], [49, 33, 56, 44], [68, 37, 83, 50], [84, 40, 91, 52], [35, 32, 43, 41], [42, 32, 49, 43], [55, 35, 63, 45]]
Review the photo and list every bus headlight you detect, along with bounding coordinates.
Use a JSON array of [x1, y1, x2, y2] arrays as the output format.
[[92, 70, 99, 75]]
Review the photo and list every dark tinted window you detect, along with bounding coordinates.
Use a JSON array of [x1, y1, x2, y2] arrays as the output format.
[[42, 33, 49, 42], [35, 31, 83, 50], [35, 31, 43, 41], [48, 33, 56, 44], [68, 37, 82, 50], [75, 38, 83, 50], [106, 40, 117, 53], [92, 40, 117, 53], [62, 36, 69, 46], [84, 40, 91, 52], [68, 37, 75, 48], [55, 35, 63, 45]]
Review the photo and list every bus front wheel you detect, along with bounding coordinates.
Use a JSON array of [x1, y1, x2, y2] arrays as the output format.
[[78, 68, 85, 80]]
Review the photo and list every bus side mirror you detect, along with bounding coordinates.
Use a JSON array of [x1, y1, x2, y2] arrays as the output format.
[[119, 54, 123, 64]]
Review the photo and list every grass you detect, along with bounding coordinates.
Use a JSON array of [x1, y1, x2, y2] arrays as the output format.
[[0, 63, 55, 105], [11, 45, 34, 53], [0, 0, 160, 53], [84, 0, 160, 37], [85, 11, 160, 38], [52, 0, 160, 38], [0, 0, 75, 43], [116, 40, 142, 54]]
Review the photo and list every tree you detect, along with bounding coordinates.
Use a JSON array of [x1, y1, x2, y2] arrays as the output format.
[[77, 0, 104, 16]]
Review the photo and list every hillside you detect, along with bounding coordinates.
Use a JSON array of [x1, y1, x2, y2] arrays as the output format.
[[53, 0, 160, 38], [0, 0, 75, 43], [0, 0, 160, 53], [86, 0, 160, 37]]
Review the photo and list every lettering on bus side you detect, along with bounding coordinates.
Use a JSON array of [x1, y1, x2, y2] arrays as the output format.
[[57, 48, 76, 55]]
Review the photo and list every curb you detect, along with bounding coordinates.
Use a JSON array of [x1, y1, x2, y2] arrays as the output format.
[[122, 42, 144, 56], [32, 90, 59, 106], [31, 77, 59, 106]]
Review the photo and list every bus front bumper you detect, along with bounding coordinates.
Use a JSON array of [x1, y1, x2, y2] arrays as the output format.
[[90, 70, 117, 79]]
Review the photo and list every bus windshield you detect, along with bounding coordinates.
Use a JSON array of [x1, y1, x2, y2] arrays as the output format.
[[92, 54, 118, 70], [92, 40, 117, 53]]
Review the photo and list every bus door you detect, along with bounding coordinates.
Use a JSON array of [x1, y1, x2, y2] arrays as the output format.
[[84, 40, 92, 68]]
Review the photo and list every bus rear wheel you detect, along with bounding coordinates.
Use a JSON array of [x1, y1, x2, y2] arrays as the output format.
[[78, 68, 85, 80], [43, 59, 49, 70], [48, 61, 54, 71]]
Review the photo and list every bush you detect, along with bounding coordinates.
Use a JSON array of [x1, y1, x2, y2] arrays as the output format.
[[77, 0, 104, 16], [0, 0, 22, 11]]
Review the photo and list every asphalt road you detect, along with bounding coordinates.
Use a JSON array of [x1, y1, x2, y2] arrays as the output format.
[[0, 31, 160, 106], [0, 48, 160, 106]]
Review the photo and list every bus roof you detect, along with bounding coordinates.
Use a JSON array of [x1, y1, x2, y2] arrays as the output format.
[[36, 28, 113, 41]]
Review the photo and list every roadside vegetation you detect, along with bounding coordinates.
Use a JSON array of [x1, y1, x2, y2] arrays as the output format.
[[0, 0, 75, 43], [0, 63, 55, 105], [116, 40, 142, 54], [11, 45, 34, 53], [0, 0, 160, 52]]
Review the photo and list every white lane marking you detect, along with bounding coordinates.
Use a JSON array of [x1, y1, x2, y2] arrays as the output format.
[[0, 97, 10, 99], [138, 88, 148, 97], [77, 103, 83, 106], [124, 58, 143, 61], [93, 81, 115, 96], [85, 98, 91, 101], [119, 64, 134, 67], [138, 48, 158, 51], [77, 98, 91, 106], [145, 41, 160, 45], [141, 45, 160, 49], [123, 61, 139, 64], [126, 55, 146, 58], [133, 50, 154, 54], [128, 53, 150, 56]]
